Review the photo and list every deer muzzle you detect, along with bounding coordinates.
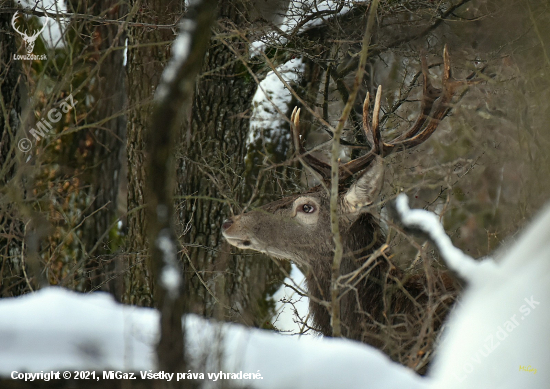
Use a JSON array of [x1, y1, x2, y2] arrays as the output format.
[[221, 216, 252, 248]]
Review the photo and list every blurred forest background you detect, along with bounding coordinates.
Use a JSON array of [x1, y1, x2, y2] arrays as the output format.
[[1, 0, 549, 350]]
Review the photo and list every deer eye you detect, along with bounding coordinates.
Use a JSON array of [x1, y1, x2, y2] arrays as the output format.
[[301, 204, 315, 213]]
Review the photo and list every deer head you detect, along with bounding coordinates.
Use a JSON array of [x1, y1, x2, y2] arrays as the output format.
[[11, 11, 50, 54], [222, 156, 384, 267], [223, 46, 466, 269]]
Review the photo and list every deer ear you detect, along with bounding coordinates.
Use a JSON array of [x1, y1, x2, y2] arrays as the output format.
[[343, 156, 384, 214]]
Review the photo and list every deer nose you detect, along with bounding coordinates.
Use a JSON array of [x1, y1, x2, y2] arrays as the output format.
[[222, 218, 234, 230]]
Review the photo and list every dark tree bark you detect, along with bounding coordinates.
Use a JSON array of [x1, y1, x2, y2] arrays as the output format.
[[0, 2, 25, 297], [77, 0, 128, 298], [123, 0, 182, 307], [122, 0, 289, 326], [176, 1, 289, 326]]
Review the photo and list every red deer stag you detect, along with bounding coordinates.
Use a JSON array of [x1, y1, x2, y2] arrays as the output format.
[[222, 46, 471, 370]]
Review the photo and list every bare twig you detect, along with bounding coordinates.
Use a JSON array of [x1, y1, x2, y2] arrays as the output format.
[[1, 7, 180, 30]]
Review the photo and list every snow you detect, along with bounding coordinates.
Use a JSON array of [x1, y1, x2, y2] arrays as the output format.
[[248, 58, 304, 150], [155, 19, 195, 101], [426, 202, 550, 389], [285, 0, 353, 29], [250, 1, 358, 55], [171, 20, 195, 62], [248, 1, 371, 156], [395, 193, 498, 282], [0, 288, 426, 389], [270, 264, 311, 334], [123, 38, 128, 67], [160, 267, 181, 297], [156, 230, 181, 298], [247, 1, 373, 154], [0, 289, 157, 372], [395, 194, 550, 389]]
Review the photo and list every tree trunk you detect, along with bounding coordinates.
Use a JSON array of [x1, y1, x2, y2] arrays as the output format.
[[0, 2, 25, 297], [123, 0, 182, 307], [175, 1, 292, 327], [121, 0, 289, 324], [79, 0, 128, 298]]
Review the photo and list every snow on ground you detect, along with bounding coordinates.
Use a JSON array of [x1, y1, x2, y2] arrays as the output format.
[[0, 288, 157, 373], [0, 287, 426, 389]]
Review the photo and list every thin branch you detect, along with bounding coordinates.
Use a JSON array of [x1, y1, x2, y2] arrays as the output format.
[[1, 7, 180, 30], [146, 0, 216, 376], [329, 0, 380, 338], [335, 0, 472, 78]]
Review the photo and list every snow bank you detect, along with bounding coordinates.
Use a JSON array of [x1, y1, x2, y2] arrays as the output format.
[[426, 205, 550, 389], [0, 288, 157, 372], [396, 194, 550, 389], [0, 288, 426, 389]]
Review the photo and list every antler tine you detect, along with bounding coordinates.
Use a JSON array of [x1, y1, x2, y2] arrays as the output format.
[[392, 52, 441, 145], [290, 106, 332, 179], [362, 91, 373, 145], [290, 106, 302, 154], [371, 85, 382, 154], [339, 85, 385, 181], [390, 45, 463, 151], [339, 45, 474, 181], [11, 12, 25, 36], [361, 86, 384, 154]]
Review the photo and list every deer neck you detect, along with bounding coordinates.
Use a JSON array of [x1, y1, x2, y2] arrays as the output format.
[[302, 213, 390, 339]]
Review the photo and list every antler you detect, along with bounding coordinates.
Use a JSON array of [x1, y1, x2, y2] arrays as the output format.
[[30, 13, 50, 40], [291, 106, 332, 178], [340, 45, 475, 180], [291, 45, 476, 183]]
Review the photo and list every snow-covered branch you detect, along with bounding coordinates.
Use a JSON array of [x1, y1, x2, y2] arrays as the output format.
[[394, 193, 497, 282]]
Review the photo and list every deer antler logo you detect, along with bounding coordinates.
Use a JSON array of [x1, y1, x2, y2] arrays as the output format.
[[11, 11, 50, 54]]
